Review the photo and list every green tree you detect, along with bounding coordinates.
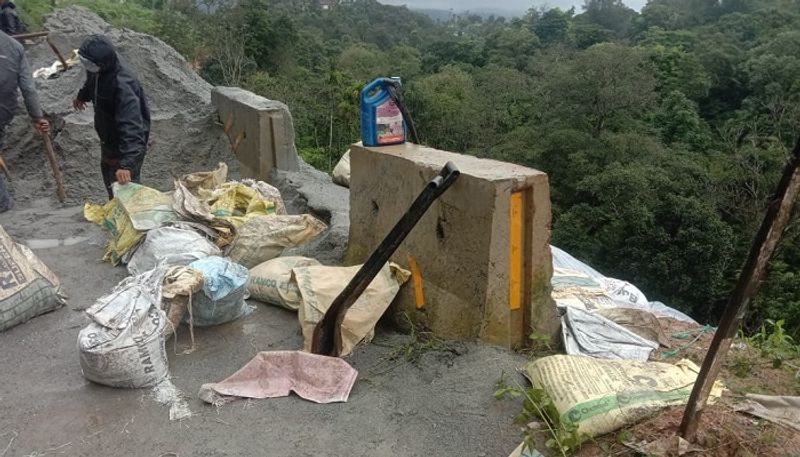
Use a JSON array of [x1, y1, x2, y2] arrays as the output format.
[[648, 45, 711, 101], [533, 8, 574, 46], [579, 0, 636, 37], [406, 66, 480, 152], [652, 90, 711, 149], [543, 43, 657, 134]]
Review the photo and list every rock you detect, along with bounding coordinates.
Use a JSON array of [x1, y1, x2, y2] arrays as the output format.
[[271, 160, 350, 265]]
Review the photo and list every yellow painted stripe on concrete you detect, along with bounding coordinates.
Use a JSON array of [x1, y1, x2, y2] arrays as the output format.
[[407, 254, 425, 310], [509, 191, 524, 311]]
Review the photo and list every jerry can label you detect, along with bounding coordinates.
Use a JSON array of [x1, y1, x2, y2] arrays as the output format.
[[376, 99, 404, 144]]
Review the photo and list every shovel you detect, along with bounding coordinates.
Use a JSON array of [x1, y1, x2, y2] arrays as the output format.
[[311, 161, 461, 357], [0, 155, 10, 182]]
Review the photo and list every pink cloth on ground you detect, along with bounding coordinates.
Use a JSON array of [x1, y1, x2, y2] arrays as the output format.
[[199, 351, 358, 405]]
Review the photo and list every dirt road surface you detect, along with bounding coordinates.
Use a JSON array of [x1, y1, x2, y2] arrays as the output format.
[[0, 200, 526, 457]]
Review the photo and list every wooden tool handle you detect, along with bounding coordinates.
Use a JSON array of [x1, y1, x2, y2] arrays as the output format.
[[41, 133, 66, 202]]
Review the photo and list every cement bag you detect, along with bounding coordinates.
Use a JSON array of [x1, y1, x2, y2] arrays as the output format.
[[127, 227, 221, 276], [551, 268, 616, 311], [79, 269, 169, 388], [113, 183, 179, 231], [561, 306, 659, 361], [180, 162, 228, 194], [161, 265, 205, 334], [207, 182, 282, 227], [84, 183, 177, 265], [227, 215, 327, 269], [332, 150, 351, 188], [295, 263, 410, 356], [171, 184, 237, 250], [241, 179, 288, 215], [248, 257, 321, 310], [523, 355, 723, 440], [188, 256, 252, 326], [0, 226, 66, 332], [84, 199, 141, 265]]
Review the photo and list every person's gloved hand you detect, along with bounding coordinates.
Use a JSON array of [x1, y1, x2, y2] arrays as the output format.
[[73, 98, 86, 111], [116, 169, 131, 185]]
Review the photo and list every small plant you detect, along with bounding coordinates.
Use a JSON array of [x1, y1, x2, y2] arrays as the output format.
[[730, 352, 754, 378], [386, 314, 450, 364], [616, 429, 633, 444], [494, 374, 587, 456], [528, 331, 553, 352], [747, 319, 799, 368]]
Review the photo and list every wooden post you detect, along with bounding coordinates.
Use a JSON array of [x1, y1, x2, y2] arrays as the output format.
[[679, 136, 800, 440]]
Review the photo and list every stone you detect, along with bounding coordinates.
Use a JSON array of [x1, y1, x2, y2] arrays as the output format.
[[212, 87, 299, 180], [346, 143, 558, 348]]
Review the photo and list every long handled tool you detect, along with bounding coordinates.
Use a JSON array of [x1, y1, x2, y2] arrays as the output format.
[[311, 161, 461, 357], [679, 134, 800, 440], [0, 155, 10, 182], [12, 31, 74, 74], [41, 132, 67, 202]]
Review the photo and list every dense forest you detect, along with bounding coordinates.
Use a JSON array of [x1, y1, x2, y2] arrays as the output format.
[[19, 0, 800, 335]]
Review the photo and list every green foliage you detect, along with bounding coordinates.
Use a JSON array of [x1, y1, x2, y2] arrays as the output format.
[[528, 331, 554, 354], [747, 319, 799, 368], [533, 7, 574, 46], [494, 374, 587, 455], [730, 352, 754, 378], [19, 0, 156, 32], [386, 314, 451, 364], [542, 43, 657, 134], [652, 90, 711, 148], [648, 45, 712, 100], [580, 0, 637, 37]]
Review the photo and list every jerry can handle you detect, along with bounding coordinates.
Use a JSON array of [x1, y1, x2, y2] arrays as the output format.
[[361, 78, 390, 104]]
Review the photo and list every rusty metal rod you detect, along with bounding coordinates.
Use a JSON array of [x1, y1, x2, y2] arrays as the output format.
[[679, 135, 800, 441]]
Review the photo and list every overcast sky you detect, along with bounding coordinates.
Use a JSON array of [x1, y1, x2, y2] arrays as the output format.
[[379, 0, 648, 14]]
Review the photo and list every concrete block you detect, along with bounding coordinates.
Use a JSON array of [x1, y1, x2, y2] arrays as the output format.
[[211, 87, 299, 179], [347, 143, 558, 349]]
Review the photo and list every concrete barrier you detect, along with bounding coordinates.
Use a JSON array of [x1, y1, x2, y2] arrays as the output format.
[[211, 87, 299, 179], [346, 143, 558, 349]]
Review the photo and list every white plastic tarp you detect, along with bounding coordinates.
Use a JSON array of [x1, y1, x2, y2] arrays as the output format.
[[550, 245, 697, 324]]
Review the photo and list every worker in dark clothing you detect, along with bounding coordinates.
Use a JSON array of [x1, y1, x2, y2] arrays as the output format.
[[0, 30, 49, 212], [0, 0, 26, 36], [73, 34, 150, 199]]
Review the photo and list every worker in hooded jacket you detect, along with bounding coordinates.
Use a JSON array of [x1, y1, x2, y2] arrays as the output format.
[[0, 0, 26, 36], [73, 34, 150, 199]]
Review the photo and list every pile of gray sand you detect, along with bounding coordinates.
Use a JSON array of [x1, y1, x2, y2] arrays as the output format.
[[5, 6, 236, 205]]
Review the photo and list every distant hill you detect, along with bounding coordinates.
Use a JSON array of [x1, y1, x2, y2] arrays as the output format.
[[414, 7, 526, 21], [379, 0, 648, 14]]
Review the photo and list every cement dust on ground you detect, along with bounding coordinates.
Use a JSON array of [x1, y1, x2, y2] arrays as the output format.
[[0, 203, 529, 457]]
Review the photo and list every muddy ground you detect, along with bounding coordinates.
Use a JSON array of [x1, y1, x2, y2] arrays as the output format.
[[0, 199, 528, 457]]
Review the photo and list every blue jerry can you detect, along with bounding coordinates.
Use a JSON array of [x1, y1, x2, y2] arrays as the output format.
[[360, 77, 406, 147]]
